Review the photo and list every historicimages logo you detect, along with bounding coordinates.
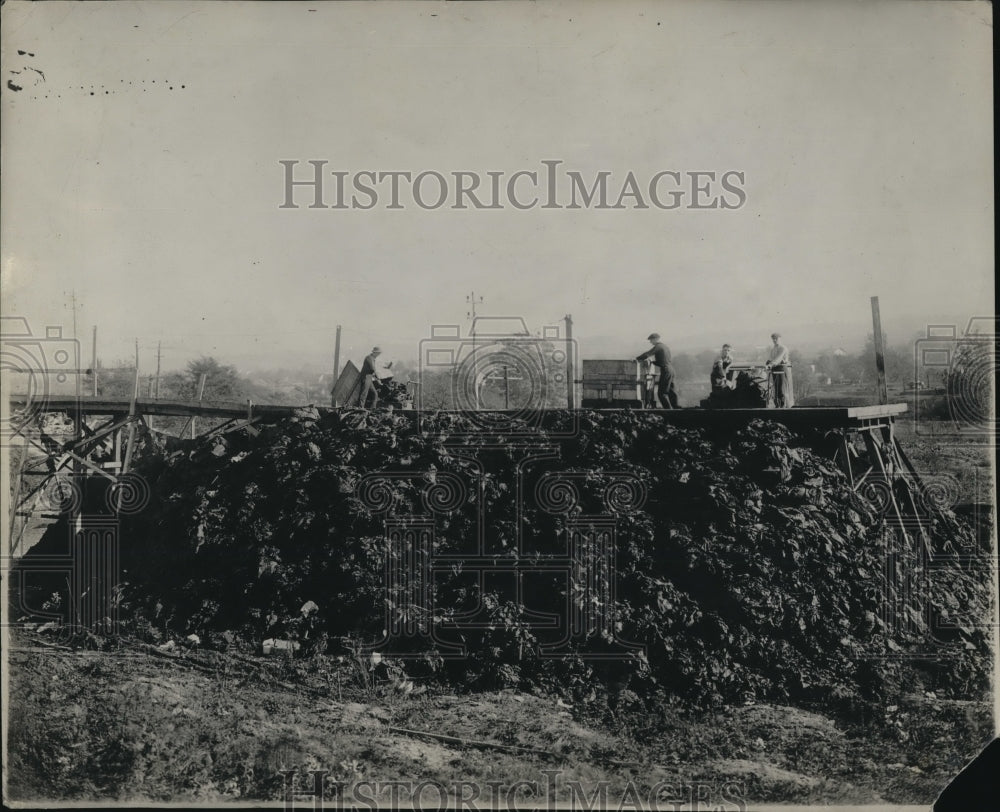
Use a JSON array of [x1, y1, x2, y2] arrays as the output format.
[[278, 160, 747, 211]]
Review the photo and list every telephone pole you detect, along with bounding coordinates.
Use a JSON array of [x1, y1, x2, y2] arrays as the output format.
[[466, 291, 484, 323], [70, 291, 81, 445], [564, 314, 575, 409], [466, 292, 485, 408], [331, 326, 343, 407], [91, 326, 98, 396], [154, 341, 162, 399]]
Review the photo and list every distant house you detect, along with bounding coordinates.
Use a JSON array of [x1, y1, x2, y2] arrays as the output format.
[[832, 347, 848, 357]]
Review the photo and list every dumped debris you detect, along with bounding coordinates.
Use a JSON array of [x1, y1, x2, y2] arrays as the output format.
[[16, 410, 992, 708]]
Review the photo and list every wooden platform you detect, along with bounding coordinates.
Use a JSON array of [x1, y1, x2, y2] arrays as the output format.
[[607, 403, 908, 429], [7, 395, 924, 560], [7, 394, 306, 419], [7, 394, 907, 429]]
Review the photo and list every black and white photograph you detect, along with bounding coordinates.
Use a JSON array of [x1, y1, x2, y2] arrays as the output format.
[[1, 1, 996, 809]]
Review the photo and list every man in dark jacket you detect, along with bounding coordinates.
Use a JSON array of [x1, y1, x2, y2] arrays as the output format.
[[636, 333, 679, 408], [358, 346, 382, 408]]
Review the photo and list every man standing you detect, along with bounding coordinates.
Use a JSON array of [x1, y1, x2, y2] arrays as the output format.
[[358, 346, 382, 409], [764, 332, 793, 407], [636, 333, 679, 408]]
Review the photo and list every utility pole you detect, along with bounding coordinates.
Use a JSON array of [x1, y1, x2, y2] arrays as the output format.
[[564, 314, 575, 409], [154, 341, 162, 398], [146, 341, 162, 431], [91, 326, 98, 396], [467, 292, 484, 408], [870, 296, 888, 405], [466, 291, 483, 322], [70, 291, 81, 447], [332, 325, 342, 406]]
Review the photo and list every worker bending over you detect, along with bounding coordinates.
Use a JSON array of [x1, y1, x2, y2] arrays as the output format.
[[358, 346, 382, 409], [636, 333, 679, 409]]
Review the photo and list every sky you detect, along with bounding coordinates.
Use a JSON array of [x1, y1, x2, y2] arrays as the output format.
[[1, 0, 993, 375]]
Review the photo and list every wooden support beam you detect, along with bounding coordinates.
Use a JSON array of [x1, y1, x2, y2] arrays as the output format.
[[854, 465, 875, 490], [67, 415, 131, 458], [191, 373, 208, 438], [176, 416, 194, 439], [838, 434, 855, 487], [199, 417, 240, 440], [57, 448, 120, 482], [8, 439, 28, 554], [861, 432, 898, 516]]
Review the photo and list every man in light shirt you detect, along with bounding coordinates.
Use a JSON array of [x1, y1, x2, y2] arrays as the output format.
[[764, 332, 793, 407]]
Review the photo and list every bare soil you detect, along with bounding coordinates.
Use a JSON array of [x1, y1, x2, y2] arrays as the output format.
[[4, 629, 992, 806]]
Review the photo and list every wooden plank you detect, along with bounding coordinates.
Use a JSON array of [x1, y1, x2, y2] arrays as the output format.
[[838, 434, 855, 487], [581, 359, 640, 379], [844, 404, 908, 418], [6, 392, 910, 430], [331, 360, 362, 407], [6, 395, 313, 420]]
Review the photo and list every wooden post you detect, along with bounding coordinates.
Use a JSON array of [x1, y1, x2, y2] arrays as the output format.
[[870, 296, 888, 405], [333, 326, 342, 382], [332, 325, 342, 406], [146, 376, 155, 429], [564, 314, 575, 409], [467, 293, 483, 409], [154, 341, 162, 399], [91, 326, 98, 396]]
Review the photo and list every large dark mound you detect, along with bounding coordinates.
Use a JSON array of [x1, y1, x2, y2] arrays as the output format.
[[20, 409, 993, 708]]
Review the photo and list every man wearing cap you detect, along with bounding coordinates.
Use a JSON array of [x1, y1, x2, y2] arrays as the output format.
[[358, 346, 382, 408], [636, 333, 679, 408]]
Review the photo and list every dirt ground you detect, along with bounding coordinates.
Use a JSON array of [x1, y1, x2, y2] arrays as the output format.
[[4, 628, 992, 806], [893, 418, 994, 510]]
